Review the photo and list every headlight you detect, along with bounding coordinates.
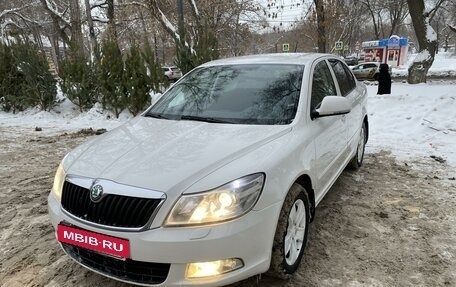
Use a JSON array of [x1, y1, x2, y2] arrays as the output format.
[[165, 173, 265, 226], [51, 163, 66, 201]]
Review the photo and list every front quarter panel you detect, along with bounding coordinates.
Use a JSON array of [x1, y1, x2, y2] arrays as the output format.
[[183, 128, 315, 212]]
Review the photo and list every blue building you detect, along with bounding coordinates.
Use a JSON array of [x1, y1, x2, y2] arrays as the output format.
[[361, 35, 409, 67]]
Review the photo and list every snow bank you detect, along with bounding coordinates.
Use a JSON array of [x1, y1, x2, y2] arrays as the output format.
[[366, 83, 456, 167], [0, 96, 132, 135], [392, 52, 456, 77]]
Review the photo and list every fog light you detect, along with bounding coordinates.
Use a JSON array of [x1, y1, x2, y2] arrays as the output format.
[[186, 258, 244, 279]]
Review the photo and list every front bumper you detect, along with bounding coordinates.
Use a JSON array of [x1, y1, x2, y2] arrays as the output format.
[[48, 194, 281, 286]]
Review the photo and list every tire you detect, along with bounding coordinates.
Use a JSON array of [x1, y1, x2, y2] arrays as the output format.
[[347, 121, 366, 170], [268, 183, 310, 279]]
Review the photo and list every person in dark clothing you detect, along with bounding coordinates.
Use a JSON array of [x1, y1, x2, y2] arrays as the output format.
[[377, 63, 391, 95]]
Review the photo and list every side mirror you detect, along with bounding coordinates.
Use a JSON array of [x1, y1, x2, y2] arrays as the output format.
[[151, 93, 162, 104], [312, 96, 351, 119]]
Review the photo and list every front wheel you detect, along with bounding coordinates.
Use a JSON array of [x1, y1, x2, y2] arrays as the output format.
[[268, 183, 310, 279], [348, 121, 366, 170]]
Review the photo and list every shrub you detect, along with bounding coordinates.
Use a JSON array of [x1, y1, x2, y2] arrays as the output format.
[[143, 40, 165, 93], [60, 52, 99, 112], [99, 40, 126, 118], [0, 43, 25, 112], [123, 45, 151, 116], [0, 40, 56, 112]]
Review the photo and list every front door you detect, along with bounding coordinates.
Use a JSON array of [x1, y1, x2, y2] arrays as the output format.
[[308, 59, 347, 200], [387, 49, 399, 67]]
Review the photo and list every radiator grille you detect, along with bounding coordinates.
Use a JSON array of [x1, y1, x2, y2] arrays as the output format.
[[61, 181, 161, 228], [62, 243, 170, 284]]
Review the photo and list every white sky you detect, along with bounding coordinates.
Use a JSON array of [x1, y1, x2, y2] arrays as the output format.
[[259, 0, 312, 31]]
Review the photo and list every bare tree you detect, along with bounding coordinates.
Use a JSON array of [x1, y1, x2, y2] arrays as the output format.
[[313, 0, 326, 52], [361, 0, 409, 39], [1, 1, 45, 44], [386, 0, 409, 36], [407, 0, 446, 84], [361, 0, 383, 39], [432, 1, 456, 52]]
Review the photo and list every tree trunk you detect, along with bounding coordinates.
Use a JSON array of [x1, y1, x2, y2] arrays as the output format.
[[84, 0, 99, 61], [314, 0, 326, 53], [69, 0, 84, 58], [406, 0, 438, 84], [367, 3, 380, 39], [106, 0, 117, 40], [40, 0, 71, 46]]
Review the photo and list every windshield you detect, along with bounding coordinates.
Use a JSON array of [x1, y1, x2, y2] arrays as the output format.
[[146, 64, 304, 125]]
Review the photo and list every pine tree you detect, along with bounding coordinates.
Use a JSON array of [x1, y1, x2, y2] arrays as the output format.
[[175, 21, 219, 74], [0, 43, 24, 112], [9, 40, 56, 111], [175, 44, 195, 75], [60, 45, 99, 112], [99, 40, 126, 118], [1, 40, 56, 112], [142, 40, 164, 93], [195, 20, 219, 66], [123, 45, 150, 116]]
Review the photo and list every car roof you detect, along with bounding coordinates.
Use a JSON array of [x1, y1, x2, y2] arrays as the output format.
[[360, 62, 380, 65], [201, 53, 334, 67]]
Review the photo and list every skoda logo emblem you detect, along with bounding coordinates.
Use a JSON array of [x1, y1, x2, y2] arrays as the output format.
[[90, 184, 104, 202]]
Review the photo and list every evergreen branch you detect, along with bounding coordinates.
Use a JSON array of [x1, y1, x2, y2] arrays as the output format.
[[449, 24, 456, 33]]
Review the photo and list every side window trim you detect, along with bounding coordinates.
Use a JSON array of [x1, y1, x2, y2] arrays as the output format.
[[341, 63, 357, 94], [325, 59, 342, 97], [328, 59, 356, 97], [309, 58, 339, 118]]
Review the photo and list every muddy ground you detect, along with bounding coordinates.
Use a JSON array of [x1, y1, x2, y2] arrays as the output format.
[[0, 126, 455, 287]]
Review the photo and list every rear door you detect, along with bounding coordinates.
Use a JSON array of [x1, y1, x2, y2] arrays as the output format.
[[364, 63, 378, 79], [328, 59, 363, 161], [351, 64, 363, 79]]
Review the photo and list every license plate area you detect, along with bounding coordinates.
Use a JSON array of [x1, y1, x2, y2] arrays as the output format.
[[57, 224, 130, 259]]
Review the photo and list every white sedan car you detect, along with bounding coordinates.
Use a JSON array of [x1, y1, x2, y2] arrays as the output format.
[[48, 53, 368, 286]]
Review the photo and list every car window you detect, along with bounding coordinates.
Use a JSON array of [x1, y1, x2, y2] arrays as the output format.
[[147, 64, 304, 125], [365, 63, 377, 69], [353, 64, 362, 70], [329, 59, 355, 96], [310, 60, 337, 112], [341, 63, 356, 90]]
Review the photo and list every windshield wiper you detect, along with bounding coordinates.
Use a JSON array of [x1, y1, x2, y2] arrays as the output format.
[[180, 115, 234, 124], [144, 113, 171, 120]]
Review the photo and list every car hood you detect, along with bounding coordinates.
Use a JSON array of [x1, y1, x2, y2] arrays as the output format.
[[65, 116, 291, 194]]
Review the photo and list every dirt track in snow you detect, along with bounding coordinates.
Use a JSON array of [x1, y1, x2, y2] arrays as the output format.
[[0, 126, 455, 287]]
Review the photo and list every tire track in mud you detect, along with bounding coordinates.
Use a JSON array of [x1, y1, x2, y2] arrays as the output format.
[[0, 127, 455, 287]]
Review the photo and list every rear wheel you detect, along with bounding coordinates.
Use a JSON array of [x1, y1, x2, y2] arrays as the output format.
[[269, 183, 310, 279], [348, 121, 366, 170]]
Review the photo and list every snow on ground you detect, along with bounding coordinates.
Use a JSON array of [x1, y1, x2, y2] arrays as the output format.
[[365, 82, 456, 168], [392, 51, 456, 77], [0, 93, 133, 134], [1, 82, 455, 169], [0, 52, 456, 167]]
